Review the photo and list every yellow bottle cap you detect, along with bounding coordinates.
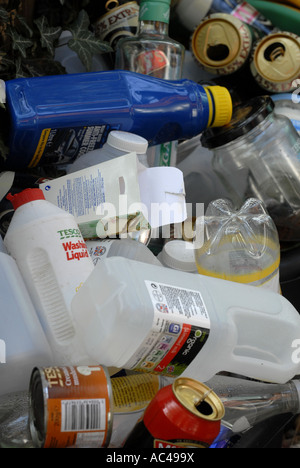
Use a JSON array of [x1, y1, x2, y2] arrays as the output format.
[[204, 85, 233, 128]]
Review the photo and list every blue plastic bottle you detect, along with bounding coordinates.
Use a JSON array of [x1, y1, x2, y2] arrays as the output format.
[[4, 70, 232, 170]]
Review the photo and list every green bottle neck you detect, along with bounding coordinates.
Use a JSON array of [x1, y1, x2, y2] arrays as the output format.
[[138, 1, 171, 28]]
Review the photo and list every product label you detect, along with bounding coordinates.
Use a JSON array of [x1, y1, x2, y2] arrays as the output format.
[[111, 373, 161, 413], [86, 239, 115, 265], [136, 50, 169, 76], [125, 281, 210, 377], [41, 366, 111, 448], [29, 125, 118, 168], [95, 2, 139, 46], [153, 439, 208, 449], [57, 228, 90, 262], [232, 1, 259, 24]]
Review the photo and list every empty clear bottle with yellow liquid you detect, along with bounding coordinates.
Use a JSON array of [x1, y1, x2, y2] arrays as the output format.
[[194, 198, 281, 293]]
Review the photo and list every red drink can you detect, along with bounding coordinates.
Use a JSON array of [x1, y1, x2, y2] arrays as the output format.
[[123, 377, 225, 448]]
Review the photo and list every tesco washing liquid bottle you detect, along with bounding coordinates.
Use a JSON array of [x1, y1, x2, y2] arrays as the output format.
[[4, 189, 95, 366], [3, 70, 232, 170], [71, 256, 300, 385]]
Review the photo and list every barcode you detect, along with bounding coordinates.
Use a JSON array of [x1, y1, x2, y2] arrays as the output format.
[[61, 399, 106, 432]]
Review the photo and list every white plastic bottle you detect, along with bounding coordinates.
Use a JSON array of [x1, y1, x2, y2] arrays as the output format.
[[67, 130, 149, 173], [4, 189, 95, 366], [0, 235, 54, 397], [71, 256, 300, 384]]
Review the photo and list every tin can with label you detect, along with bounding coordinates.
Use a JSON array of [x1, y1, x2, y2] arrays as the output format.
[[123, 378, 225, 448], [29, 366, 113, 448], [191, 13, 253, 76], [94, 1, 139, 50], [250, 31, 300, 93]]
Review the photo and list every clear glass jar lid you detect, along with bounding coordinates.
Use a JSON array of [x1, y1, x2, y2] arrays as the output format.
[[201, 96, 275, 149]]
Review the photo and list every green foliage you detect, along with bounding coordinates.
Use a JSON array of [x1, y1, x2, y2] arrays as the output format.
[[67, 10, 111, 72], [0, 0, 112, 80]]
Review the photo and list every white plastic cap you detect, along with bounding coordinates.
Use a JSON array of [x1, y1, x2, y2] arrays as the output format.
[[159, 240, 198, 272], [107, 131, 149, 154]]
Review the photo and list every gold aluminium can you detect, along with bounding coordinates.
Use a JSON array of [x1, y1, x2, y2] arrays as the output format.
[[250, 31, 300, 93], [29, 366, 113, 449], [191, 13, 253, 76]]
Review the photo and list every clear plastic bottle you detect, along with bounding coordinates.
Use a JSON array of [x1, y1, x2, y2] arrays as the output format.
[[0, 236, 53, 397], [194, 198, 281, 292], [201, 96, 300, 243], [4, 189, 95, 366], [0, 391, 34, 448], [70, 256, 300, 384], [67, 130, 149, 173], [207, 374, 300, 435]]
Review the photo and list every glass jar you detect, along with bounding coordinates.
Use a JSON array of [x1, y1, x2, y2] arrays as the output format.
[[201, 96, 300, 242]]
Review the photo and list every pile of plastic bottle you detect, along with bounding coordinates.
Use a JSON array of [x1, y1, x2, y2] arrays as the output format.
[[0, 0, 300, 450]]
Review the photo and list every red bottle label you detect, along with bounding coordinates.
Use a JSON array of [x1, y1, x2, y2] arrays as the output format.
[[137, 50, 169, 76]]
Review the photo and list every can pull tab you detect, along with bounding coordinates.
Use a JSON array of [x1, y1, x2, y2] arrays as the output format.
[[195, 389, 214, 417]]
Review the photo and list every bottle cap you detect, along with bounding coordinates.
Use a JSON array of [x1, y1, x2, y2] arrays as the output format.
[[6, 188, 45, 210], [204, 85, 233, 128], [158, 240, 198, 272], [139, 0, 171, 24], [107, 131, 149, 154], [250, 31, 300, 93], [191, 14, 253, 76], [201, 96, 274, 149]]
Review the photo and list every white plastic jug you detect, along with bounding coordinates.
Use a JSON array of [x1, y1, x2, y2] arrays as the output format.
[[0, 236, 54, 396], [71, 256, 300, 384], [4, 189, 95, 365]]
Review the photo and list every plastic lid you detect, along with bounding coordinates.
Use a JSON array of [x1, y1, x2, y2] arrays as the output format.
[[201, 95, 274, 149], [159, 240, 198, 272], [107, 131, 149, 154], [139, 0, 171, 24], [204, 86, 233, 128], [6, 188, 45, 210]]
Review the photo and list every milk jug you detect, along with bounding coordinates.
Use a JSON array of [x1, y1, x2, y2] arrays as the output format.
[[71, 256, 300, 384]]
